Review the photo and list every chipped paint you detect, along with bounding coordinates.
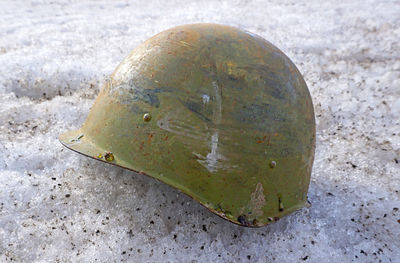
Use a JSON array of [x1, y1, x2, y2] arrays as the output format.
[[197, 132, 221, 172], [196, 80, 225, 172], [211, 81, 222, 124], [249, 183, 266, 218], [157, 113, 208, 141], [201, 94, 210, 106], [278, 195, 285, 211], [69, 133, 84, 143]]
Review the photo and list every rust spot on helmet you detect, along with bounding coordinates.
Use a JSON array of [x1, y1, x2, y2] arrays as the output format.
[[104, 152, 114, 162], [256, 135, 267, 144], [147, 133, 153, 143]]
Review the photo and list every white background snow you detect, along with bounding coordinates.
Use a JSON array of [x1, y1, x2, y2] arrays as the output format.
[[0, 0, 399, 262]]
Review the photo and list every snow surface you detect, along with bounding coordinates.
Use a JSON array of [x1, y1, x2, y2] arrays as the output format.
[[0, 0, 399, 262]]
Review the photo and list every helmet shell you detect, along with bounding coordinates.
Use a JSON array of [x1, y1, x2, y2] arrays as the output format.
[[60, 23, 315, 226]]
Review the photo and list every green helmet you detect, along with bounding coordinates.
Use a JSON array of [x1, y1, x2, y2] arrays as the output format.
[[60, 23, 315, 227]]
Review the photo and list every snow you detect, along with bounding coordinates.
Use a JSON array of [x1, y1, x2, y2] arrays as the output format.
[[0, 0, 399, 262]]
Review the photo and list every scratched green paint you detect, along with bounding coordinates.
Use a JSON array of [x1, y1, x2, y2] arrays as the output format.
[[59, 24, 316, 227]]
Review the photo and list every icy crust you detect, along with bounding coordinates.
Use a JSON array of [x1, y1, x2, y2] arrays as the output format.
[[0, 0, 400, 262]]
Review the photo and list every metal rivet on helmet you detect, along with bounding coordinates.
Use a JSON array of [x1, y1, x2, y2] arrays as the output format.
[[143, 113, 151, 122]]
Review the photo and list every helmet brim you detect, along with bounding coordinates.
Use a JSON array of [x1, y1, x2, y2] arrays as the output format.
[[60, 129, 309, 227]]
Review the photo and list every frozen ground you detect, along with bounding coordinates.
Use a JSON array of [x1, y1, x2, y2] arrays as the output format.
[[0, 0, 399, 262]]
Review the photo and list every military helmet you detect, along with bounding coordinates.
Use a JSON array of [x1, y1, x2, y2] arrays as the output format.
[[60, 23, 315, 227]]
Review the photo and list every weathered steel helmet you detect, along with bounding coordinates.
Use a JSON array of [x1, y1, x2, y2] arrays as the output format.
[[60, 23, 315, 227]]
